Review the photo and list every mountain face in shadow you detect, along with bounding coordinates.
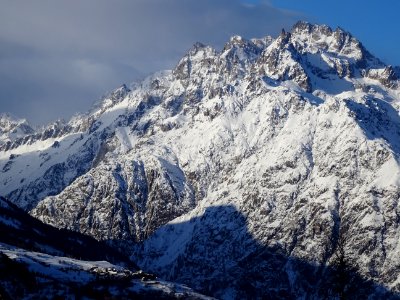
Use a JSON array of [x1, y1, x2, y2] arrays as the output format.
[[139, 205, 399, 299]]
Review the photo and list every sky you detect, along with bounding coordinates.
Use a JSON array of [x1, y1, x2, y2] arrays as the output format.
[[0, 0, 399, 126]]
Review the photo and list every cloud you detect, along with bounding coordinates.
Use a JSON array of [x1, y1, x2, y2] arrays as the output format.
[[0, 0, 302, 125]]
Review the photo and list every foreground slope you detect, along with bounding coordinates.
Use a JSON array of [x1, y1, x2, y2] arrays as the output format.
[[1, 22, 400, 298], [0, 244, 213, 300], [0, 196, 133, 266], [0, 197, 212, 299]]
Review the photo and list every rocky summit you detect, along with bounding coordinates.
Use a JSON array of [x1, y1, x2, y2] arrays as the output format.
[[1, 21, 400, 299]]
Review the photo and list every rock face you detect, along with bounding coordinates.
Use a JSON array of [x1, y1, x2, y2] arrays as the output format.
[[1, 21, 400, 298]]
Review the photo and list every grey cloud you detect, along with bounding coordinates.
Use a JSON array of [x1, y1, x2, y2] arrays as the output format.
[[0, 0, 302, 125]]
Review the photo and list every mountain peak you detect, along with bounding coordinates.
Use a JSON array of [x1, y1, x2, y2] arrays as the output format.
[[0, 113, 35, 145], [188, 42, 212, 56], [222, 35, 263, 64], [91, 84, 131, 114], [223, 35, 249, 50], [0, 112, 26, 125], [109, 84, 131, 100], [292, 20, 333, 36]]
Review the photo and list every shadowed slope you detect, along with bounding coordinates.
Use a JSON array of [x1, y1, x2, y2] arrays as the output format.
[[139, 205, 400, 299]]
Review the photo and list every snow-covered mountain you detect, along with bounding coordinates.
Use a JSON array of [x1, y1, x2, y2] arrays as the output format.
[[1, 21, 400, 298], [0, 113, 35, 146]]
